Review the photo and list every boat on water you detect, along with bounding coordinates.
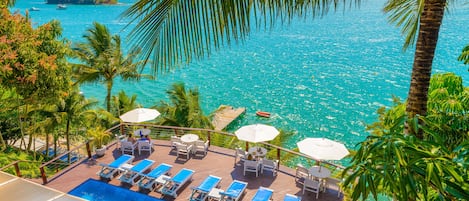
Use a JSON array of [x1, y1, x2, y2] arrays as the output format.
[[30, 7, 40, 11], [56, 4, 67, 10], [256, 111, 271, 118]]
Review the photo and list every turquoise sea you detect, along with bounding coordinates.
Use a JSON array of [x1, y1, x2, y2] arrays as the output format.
[[11, 0, 469, 153]]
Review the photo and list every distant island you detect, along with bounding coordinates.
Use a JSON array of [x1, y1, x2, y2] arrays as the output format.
[[47, 0, 117, 4]]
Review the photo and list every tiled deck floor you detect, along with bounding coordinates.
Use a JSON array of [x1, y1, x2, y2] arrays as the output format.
[[45, 140, 343, 201]]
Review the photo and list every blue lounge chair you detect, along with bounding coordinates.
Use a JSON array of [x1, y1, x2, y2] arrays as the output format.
[[97, 154, 134, 180], [189, 175, 222, 201], [137, 163, 173, 191], [219, 180, 248, 201], [119, 159, 155, 185], [161, 168, 195, 198], [251, 187, 274, 201], [284, 193, 301, 201]]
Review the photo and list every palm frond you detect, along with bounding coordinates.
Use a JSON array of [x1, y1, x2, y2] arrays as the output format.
[[121, 0, 354, 73]]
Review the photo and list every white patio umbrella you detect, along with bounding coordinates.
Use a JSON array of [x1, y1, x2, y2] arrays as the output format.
[[119, 108, 160, 123], [297, 138, 349, 161], [235, 124, 280, 143]]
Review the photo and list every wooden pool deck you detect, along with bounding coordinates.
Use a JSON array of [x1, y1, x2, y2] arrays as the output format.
[[44, 140, 343, 201]]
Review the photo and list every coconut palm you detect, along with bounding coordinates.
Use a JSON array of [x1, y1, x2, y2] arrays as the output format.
[[110, 90, 139, 117], [154, 82, 212, 129], [458, 44, 469, 66], [72, 22, 152, 112], [383, 0, 447, 137], [56, 89, 97, 156], [121, 0, 450, 137], [120, 0, 341, 72]]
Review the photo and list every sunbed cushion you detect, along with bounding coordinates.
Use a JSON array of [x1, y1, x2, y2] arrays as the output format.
[[283, 194, 301, 201], [195, 175, 221, 192], [146, 163, 172, 178], [109, 155, 133, 168], [223, 180, 247, 198], [130, 159, 154, 172], [252, 187, 273, 201], [172, 168, 194, 184]]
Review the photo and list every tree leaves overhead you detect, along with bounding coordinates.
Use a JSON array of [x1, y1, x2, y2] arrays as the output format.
[[121, 0, 356, 73], [383, 0, 424, 50]]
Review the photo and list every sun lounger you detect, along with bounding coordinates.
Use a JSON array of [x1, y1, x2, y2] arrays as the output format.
[[119, 159, 155, 185], [97, 154, 134, 180], [161, 168, 195, 198], [251, 187, 274, 201], [219, 180, 248, 201], [283, 193, 301, 201], [189, 175, 222, 201], [137, 163, 173, 191]]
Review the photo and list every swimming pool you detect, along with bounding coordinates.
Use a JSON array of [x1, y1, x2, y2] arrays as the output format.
[[69, 179, 163, 201]]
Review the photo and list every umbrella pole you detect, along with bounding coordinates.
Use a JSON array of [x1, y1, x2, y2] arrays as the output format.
[[245, 141, 249, 152]]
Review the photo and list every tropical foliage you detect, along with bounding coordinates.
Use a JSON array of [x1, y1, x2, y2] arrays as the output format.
[[0, 7, 73, 152], [154, 82, 213, 129], [0, 6, 122, 173], [344, 128, 469, 200], [72, 22, 151, 111], [121, 0, 352, 72], [458, 44, 469, 66], [110, 90, 139, 117], [86, 126, 111, 149], [367, 73, 469, 149], [0, 148, 45, 178], [345, 73, 469, 200]]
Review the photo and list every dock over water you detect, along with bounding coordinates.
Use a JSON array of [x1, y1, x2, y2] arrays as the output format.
[[212, 105, 246, 131]]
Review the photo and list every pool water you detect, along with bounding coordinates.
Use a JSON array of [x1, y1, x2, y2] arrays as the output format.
[[69, 179, 163, 201]]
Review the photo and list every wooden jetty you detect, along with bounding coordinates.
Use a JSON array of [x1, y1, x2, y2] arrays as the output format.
[[212, 105, 246, 131]]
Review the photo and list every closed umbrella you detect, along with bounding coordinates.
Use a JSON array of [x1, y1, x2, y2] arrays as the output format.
[[119, 108, 160, 123]]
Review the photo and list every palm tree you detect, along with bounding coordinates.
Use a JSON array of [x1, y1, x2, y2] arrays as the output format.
[[36, 88, 98, 161], [383, 0, 447, 137], [72, 22, 152, 111], [0, 0, 15, 7], [154, 82, 212, 129], [122, 0, 451, 138], [56, 89, 97, 156], [120, 1, 338, 72], [110, 90, 139, 117], [458, 44, 469, 66]]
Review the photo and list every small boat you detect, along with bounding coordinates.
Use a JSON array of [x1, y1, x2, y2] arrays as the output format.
[[256, 111, 271, 118], [30, 7, 40, 11], [57, 4, 67, 10]]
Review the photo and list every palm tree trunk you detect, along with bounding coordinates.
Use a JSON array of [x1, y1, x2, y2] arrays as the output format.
[[65, 117, 71, 163], [405, 0, 446, 139], [106, 81, 113, 112]]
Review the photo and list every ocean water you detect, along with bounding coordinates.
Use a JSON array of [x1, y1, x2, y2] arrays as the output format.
[[10, 0, 469, 152]]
